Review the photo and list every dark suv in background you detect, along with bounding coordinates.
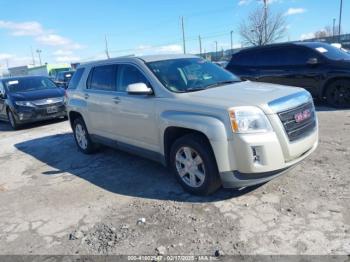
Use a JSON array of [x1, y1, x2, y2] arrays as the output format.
[[226, 42, 350, 108], [54, 70, 75, 89]]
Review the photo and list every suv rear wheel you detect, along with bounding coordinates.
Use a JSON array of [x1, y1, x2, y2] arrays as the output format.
[[72, 117, 97, 154], [170, 134, 221, 195], [326, 79, 350, 108]]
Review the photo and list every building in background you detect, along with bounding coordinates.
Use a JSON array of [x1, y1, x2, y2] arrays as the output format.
[[7, 64, 71, 78]]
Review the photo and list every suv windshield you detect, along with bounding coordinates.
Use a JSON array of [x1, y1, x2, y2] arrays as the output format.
[[147, 58, 240, 93], [4, 77, 58, 93], [308, 43, 350, 61]]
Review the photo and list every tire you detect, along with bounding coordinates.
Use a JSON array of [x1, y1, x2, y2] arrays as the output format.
[[170, 134, 221, 195], [72, 117, 97, 154], [7, 109, 20, 130], [325, 79, 350, 108]]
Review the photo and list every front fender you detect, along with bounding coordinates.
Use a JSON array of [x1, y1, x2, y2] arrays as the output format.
[[159, 111, 233, 172]]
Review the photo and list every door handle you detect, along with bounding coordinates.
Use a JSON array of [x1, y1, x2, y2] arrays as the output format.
[[113, 96, 121, 104], [84, 93, 89, 99]]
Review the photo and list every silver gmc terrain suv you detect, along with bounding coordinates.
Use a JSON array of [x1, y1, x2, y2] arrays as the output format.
[[66, 55, 318, 195]]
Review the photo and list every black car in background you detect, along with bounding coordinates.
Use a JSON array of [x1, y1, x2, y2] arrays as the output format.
[[54, 70, 75, 89], [226, 42, 350, 108], [0, 76, 66, 130]]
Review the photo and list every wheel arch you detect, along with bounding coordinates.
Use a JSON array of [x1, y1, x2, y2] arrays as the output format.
[[160, 112, 231, 172], [321, 77, 350, 98], [68, 111, 84, 129]]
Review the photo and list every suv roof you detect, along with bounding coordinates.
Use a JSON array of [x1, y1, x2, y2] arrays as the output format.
[[236, 41, 329, 54], [81, 54, 198, 66]]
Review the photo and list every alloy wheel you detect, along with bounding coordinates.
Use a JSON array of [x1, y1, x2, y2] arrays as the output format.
[[175, 146, 206, 188], [75, 123, 88, 150]]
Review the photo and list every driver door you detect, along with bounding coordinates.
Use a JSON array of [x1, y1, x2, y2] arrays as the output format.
[[110, 64, 159, 153]]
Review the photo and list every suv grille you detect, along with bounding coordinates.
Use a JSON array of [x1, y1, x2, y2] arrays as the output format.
[[278, 102, 316, 142]]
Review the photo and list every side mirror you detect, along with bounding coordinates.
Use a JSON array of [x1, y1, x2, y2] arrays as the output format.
[[127, 83, 153, 95], [307, 58, 319, 65]]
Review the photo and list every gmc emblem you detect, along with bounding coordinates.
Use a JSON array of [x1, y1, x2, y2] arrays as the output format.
[[294, 109, 311, 123]]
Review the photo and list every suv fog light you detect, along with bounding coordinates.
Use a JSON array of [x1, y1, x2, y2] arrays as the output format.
[[19, 113, 24, 120], [252, 147, 261, 164]]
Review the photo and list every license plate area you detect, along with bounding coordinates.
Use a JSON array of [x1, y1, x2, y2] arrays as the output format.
[[47, 106, 58, 114]]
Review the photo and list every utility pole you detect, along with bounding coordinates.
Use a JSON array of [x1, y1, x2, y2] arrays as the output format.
[[30, 46, 35, 66], [263, 0, 268, 45], [36, 49, 42, 66], [215, 41, 218, 61], [181, 16, 186, 54], [230, 30, 234, 55], [105, 34, 110, 59], [338, 0, 343, 42], [198, 35, 202, 56], [333, 18, 336, 39]]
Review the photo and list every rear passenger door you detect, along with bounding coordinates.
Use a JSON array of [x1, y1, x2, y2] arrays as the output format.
[[111, 64, 159, 153], [84, 64, 119, 138]]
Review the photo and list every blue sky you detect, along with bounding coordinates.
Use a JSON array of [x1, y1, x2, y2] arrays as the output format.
[[0, 0, 349, 71]]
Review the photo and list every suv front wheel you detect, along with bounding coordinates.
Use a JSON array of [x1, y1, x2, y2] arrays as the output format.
[[72, 117, 97, 154], [170, 134, 221, 195]]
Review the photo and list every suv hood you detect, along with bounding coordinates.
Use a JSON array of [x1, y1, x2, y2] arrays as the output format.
[[184, 81, 308, 114]]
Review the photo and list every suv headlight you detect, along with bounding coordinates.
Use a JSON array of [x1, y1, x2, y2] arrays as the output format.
[[228, 106, 272, 133], [15, 101, 35, 107]]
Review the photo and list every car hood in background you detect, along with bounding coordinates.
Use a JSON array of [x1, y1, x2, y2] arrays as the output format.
[[10, 88, 65, 101], [185, 81, 309, 114]]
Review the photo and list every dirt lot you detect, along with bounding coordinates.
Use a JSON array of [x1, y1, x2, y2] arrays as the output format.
[[0, 105, 349, 256]]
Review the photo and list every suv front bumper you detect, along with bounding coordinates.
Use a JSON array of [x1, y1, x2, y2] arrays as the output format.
[[217, 130, 318, 188]]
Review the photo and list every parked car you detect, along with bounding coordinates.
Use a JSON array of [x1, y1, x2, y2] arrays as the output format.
[[0, 76, 66, 130], [226, 42, 350, 108], [54, 70, 75, 89], [66, 55, 318, 195]]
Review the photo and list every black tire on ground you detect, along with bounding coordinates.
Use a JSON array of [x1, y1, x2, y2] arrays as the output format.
[[72, 117, 97, 154], [170, 133, 221, 196], [325, 79, 350, 108], [7, 109, 20, 130]]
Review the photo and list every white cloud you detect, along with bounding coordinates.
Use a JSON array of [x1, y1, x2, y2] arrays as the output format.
[[158, 44, 183, 53], [53, 49, 73, 56], [285, 8, 307, 16], [0, 20, 44, 36], [0, 53, 14, 60], [36, 34, 70, 46], [133, 44, 183, 56], [300, 32, 315, 40], [238, 0, 251, 6], [0, 20, 83, 51], [55, 55, 81, 62]]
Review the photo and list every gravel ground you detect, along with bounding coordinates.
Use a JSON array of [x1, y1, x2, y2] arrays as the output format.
[[0, 105, 349, 256]]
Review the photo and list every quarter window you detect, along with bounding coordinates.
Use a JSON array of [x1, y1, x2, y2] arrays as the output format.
[[68, 68, 84, 90], [117, 65, 149, 92], [88, 65, 116, 91]]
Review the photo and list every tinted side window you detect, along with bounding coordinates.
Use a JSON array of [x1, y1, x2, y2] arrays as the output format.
[[68, 68, 85, 90], [88, 65, 116, 91], [0, 81, 5, 95], [230, 51, 256, 67], [255, 49, 282, 66], [117, 65, 148, 92], [284, 47, 315, 65]]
